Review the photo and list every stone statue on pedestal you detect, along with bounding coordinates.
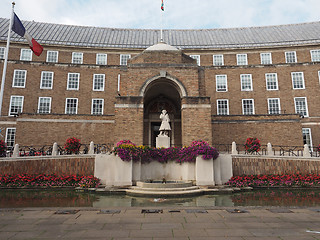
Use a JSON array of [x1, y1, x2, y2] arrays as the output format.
[[156, 109, 171, 148], [159, 110, 171, 137]]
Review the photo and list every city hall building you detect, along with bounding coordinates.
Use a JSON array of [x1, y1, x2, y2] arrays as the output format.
[[0, 18, 320, 150]]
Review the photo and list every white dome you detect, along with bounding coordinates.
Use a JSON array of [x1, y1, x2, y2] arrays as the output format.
[[145, 42, 179, 51]]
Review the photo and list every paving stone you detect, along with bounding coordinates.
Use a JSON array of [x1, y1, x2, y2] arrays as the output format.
[[129, 229, 173, 238]]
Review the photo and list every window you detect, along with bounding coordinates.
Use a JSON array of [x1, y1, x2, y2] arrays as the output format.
[[242, 99, 255, 115], [5, 128, 16, 149], [38, 97, 51, 113], [265, 73, 278, 90], [285, 51, 297, 63], [216, 75, 228, 92], [120, 54, 131, 65], [40, 71, 54, 89], [96, 53, 107, 65], [217, 99, 229, 115], [302, 128, 313, 151], [260, 53, 272, 64], [318, 71, 320, 85], [65, 98, 78, 114], [20, 49, 32, 61], [0, 47, 5, 59], [72, 52, 83, 64], [92, 99, 104, 115], [213, 55, 224, 66], [46, 51, 58, 63], [93, 74, 105, 91], [268, 98, 281, 114], [189, 55, 200, 65], [67, 73, 80, 90], [240, 74, 253, 91], [291, 72, 305, 89], [294, 97, 308, 117], [310, 50, 320, 62], [12, 70, 27, 88], [9, 96, 24, 116], [237, 54, 248, 65]]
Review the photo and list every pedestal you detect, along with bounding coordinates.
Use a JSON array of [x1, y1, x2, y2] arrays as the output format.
[[156, 135, 170, 148]]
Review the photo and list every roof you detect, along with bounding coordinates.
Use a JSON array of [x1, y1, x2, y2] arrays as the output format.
[[1, 18, 320, 49]]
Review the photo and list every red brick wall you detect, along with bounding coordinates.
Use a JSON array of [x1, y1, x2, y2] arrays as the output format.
[[0, 156, 95, 176], [232, 155, 320, 175]]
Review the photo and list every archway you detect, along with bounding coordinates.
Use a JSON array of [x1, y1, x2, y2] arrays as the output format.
[[143, 77, 182, 147]]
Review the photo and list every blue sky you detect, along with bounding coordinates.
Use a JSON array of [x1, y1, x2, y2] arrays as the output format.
[[1, 0, 320, 29]]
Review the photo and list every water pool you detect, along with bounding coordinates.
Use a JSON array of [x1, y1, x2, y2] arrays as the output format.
[[1, 189, 320, 208]]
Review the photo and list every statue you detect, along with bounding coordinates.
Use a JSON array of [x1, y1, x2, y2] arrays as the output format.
[[159, 109, 171, 137]]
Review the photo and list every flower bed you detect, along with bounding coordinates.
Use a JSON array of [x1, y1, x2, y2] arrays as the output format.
[[0, 174, 100, 188], [112, 140, 219, 163], [227, 174, 320, 188]]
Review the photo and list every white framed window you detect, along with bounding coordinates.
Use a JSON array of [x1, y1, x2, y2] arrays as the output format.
[[5, 128, 16, 148], [217, 99, 229, 115], [294, 97, 308, 117], [240, 74, 253, 91], [67, 73, 80, 90], [213, 54, 224, 66], [0, 47, 5, 59], [120, 54, 131, 65], [260, 53, 272, 64], [285, 51, 297, 63], [291, 72, 305, 89], [237, 54, 248, 65], [318, 71, 320, 85], [216, 75, 228, 92], [265, 73, 278, 90], [93, 74, 105, 91], [12, 70, 27, 88], [38, 97, 51, 114], [65, 98, 78, 114], [189, 55, 200, 65], [46, 51, 58, 63], [91, 99, 104, 115], [310, 50, 320, 62], [9, 96, 24, 116], [40, 71, 54, 89], [302, 128, 313, 151], [72, 52, 83, 64], [242, 99, 255, 115], [20, 49, 32, 61], [96, 53, 107, 65], [268, 98, 281, 114]]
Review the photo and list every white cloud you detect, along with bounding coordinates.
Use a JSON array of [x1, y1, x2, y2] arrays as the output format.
[[0, 0, 320, 29]]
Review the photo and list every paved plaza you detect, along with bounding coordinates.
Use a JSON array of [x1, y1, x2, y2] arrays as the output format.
[[0, 207, 319, 239]]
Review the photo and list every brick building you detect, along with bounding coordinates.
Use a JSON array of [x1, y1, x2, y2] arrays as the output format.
[[0, 18, 319, 149]]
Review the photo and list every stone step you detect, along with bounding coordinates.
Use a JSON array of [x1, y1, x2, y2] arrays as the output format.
[[126, 188, 204, 197], [129, 186, 200, 192]]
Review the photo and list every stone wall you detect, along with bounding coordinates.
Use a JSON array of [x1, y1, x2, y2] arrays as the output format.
[[232, 155, 320, 175], [0, 155, 95, 176]]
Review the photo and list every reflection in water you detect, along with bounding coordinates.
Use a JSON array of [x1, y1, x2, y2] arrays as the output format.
[[0, 189, 320, 208]]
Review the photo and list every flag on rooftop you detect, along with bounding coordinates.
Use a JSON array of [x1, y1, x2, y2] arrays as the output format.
[[12, 13, 43, 56], [161, 0, 164, 11]]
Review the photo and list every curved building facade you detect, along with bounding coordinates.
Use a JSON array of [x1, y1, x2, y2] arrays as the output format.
[[0, 18, 320, 149]]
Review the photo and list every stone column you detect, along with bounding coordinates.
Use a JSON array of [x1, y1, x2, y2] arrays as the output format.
[[195, 155, 215, 186], [267, 143, 273, 156], [52, 142, 58, 156], [12, 144, 19, 158], [231, 141, 237, 155], [88, 141, 95, 154], [303, 144, 311, 157]]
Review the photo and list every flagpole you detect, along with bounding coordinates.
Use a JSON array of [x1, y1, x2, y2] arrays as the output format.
[[0, 2, 15, 117], [160, 0, 164, 42]]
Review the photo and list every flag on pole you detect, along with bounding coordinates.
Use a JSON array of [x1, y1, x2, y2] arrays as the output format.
[[12, 13, 43, 56], [161, 0, 164, 11]]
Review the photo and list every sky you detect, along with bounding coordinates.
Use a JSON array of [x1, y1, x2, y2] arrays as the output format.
[[0, 0, 320, 30]]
